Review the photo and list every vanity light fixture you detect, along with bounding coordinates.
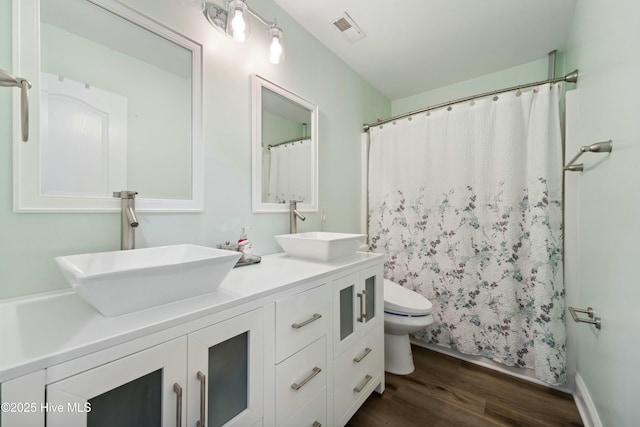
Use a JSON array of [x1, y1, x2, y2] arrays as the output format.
[[269, 26, 284, 64], [226, 0, 249, 42], [203, 0, 285, 64]]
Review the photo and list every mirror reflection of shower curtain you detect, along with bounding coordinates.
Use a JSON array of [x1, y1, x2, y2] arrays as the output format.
[[267, 139, 312, 203], [368, 84, 566, 385]]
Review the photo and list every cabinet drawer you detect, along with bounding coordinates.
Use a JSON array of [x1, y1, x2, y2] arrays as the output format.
[[276, 285, 330, 362], [333, 327, 382, 386], [333, 330, 383, 425], [276, 337, 327, 425], [280, 387, 327, 427]]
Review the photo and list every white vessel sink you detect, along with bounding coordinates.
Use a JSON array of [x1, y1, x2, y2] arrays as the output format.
[[275, 232, 367, 261], [55, 244, 241, 317]]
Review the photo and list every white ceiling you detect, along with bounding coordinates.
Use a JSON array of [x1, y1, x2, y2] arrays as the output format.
[[273, 0, 577, 100]]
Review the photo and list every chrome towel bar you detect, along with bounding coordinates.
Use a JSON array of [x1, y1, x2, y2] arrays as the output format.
[[564, 140, 613, 172], [0, 67, 31, 142], [569, 306, 601, 329]]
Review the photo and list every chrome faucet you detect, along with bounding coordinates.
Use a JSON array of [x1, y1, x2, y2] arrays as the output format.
[[113, 191, 139, 250], [289, 200, 306, 234]]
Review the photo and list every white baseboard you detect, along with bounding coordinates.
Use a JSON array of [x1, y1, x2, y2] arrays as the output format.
[[573, 373, 602, 427]]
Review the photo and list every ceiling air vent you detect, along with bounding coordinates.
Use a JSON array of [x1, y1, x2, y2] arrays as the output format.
[[332, 12, 366, 44]]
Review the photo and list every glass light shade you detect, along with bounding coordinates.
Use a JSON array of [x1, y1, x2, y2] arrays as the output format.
[[269, 27, 285, 64], [226, 0, 250, 42]]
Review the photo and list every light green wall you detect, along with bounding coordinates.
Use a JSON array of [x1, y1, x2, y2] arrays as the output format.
[[262, 110, 302, 146], [0, 0, 390, 299], [565, 1, 640, 425], [392, 56, 559, 116]]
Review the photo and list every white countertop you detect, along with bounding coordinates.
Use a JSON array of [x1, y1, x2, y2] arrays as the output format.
[[0, 252, 382, 383]]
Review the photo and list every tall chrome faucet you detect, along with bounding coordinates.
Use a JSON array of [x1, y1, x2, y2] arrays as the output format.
[[289, 200, 306, 234], [113, 191, 139, 250]]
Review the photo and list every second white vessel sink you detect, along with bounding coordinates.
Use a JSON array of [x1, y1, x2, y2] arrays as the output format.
[[275, 232, 367, 261], [55, 244, 241, 317]]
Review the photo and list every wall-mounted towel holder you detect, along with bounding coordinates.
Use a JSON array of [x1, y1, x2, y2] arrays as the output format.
[[564, 140, 613, 172], [569, 306, 601, 329], [0, 67, 31, 142]]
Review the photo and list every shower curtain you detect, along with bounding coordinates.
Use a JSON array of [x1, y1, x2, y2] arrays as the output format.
[[368, 84, 565, 384], [266, 139, 312, 203]]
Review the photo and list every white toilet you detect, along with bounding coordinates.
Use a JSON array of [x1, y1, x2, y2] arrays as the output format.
[[383, 279, 434, 375]]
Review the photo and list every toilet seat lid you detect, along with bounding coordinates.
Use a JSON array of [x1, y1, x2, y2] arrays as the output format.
[[384, 279, 432, 315]]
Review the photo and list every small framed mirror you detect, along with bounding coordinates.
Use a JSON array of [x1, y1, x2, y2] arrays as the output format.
[[13, 0, 203, 212], [252, 75, 318, 213]]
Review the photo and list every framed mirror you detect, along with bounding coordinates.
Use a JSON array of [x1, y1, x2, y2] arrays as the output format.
[[252, 75, 318, 213], [13, 0, 203, 211]]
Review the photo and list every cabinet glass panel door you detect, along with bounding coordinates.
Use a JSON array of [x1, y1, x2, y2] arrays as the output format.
[[339, 287, 354, 340], [208, 332, 248, 427], [188, 308, 263, 427], [364, 275, 376, 324], [333, 273, 359, 357], [360, 266, 383, 337], [47, 337, 187, 427], [88, 369, 161, 427]]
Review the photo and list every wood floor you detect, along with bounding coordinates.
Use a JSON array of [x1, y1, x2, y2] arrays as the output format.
[[346, 346, 583, 427]]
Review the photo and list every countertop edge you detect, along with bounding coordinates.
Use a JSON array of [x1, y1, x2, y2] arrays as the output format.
[[0, 252, 383, 383]]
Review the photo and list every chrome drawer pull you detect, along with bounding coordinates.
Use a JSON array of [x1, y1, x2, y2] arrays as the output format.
[[312, 422, 322, 427], [291, 367, 322, 390], [196, 371, 206, 427], [353, 374, 373, 393], [173, 383, 182, 427], [292, 313, 322, 329], [353, 347, 372, 363]]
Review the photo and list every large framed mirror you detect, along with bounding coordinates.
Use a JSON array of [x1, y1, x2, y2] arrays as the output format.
[[252, 75, 318, 213], [13, 0, 203, 211]]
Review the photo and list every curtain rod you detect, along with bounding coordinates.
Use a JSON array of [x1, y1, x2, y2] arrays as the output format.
[[363, 69, 579, 132], [267, 136, 310, 149]]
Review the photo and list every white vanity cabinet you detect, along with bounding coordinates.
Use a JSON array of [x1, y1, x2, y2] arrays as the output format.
[[0, 371, 46, 427], [0, 252, 384, 427], [332, 265, 384, 426], [272, 283, 331, 427], [187, 308, 263, 427], [44, 308, 263, 427], [46, 337, 187, 427]]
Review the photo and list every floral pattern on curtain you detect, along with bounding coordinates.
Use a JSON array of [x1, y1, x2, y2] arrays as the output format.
[[368, 84, 566, 384]]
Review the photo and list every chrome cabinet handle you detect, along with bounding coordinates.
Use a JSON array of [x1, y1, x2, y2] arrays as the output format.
[[362, 289, 368, 321], [353, 375, 373, 393], [173, 383, 182, 427], [292, 313, 322, 329], [196, 371, 206, 427], [291, 367, 322, 391], [354, 374, 373, 393], [353, 347, 372, 363], [357, 291, 368, 322]]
